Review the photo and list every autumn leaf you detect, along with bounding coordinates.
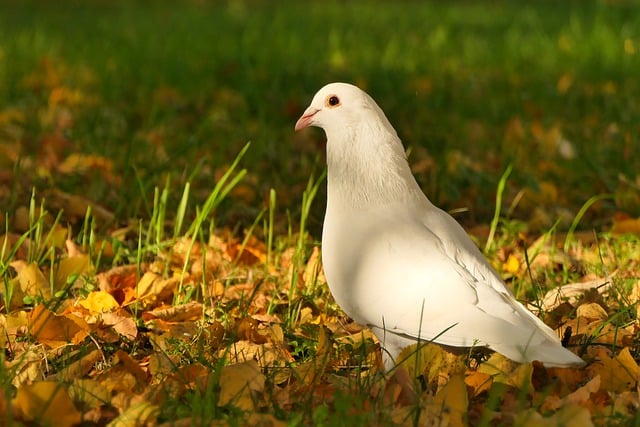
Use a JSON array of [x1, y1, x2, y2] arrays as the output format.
[[78, 290, 120, 313], [478, 353, 534, 393], [423, 374, 468, 427], [218, 360, 266, 410], [588, 347, 640, 393], [29, 304, 89, 349], [13, 382, 82, 427]]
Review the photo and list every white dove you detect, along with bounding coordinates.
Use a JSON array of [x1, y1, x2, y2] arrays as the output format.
[[295, 82, 584, 370]]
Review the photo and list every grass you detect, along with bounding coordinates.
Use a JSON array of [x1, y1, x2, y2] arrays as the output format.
[[0, 0, 638, 231], [1, 0, 640, 425]]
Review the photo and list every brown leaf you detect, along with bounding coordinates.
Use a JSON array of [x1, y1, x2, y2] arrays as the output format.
[[101, 310, 138, 340], [54, 349, 102, 382], [144, 302, 203, 322]]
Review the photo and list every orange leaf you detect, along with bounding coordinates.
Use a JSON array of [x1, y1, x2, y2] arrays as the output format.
[[29, 305, 89, 348], [13, 382, 81, 427]]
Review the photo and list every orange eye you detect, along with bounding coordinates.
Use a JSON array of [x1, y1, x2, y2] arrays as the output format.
[[326, 95, 340, 108]]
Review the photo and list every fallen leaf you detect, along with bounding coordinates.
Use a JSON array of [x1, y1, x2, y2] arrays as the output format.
[[516, 404, 593, 427], [398, 343, 467, 391], [108, 401, 160, 427], [478, 353, 533, 393], [588, 347, 639, 393], [143, 302, 203, 322], [576, 303, 608, 321], [465, 370, 493, 398], [11, 261, 51, 299], [78, 290, 120, 313], [218, 360, 265, 410], [69, 378, 111, 409], [29, 304, 89, 349], [423, 374, 468, 427], [54, 349, 102, 382], [13, 381, 82, 427]]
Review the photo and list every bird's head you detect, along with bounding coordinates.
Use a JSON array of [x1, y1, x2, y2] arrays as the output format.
[[295, 82, 393, 138]]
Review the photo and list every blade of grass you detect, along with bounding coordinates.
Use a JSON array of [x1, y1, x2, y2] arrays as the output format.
[[485, 164, 512, 253]]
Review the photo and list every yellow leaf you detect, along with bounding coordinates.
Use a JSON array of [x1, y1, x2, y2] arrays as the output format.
[[78, 290, 120, 313], [108, 401, 160, 427], [11, 261, 51, 299], [516, 404, 593, 427], [397, 342, 466, 389], [478, 353, 533, 393], [13, 382, 81, 427], [54, 254, 91, 290], [589, 347, 640, 392], [423, 374, 468, 427], [293, 327, 331, 387], [218, 360, 265, 410], [69, 378, 110, 409]]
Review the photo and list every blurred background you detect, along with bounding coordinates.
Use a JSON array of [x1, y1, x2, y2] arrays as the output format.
[[1, 0, 638, 236]]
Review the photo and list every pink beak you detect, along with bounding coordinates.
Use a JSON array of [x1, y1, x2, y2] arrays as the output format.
[[294, 108, 319, 132]]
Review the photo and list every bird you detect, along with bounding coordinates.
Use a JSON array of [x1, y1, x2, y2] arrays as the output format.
[[294, 82, 584, 370]]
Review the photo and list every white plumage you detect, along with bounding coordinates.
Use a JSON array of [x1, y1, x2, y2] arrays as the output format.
[[295, 82, 584, 369]]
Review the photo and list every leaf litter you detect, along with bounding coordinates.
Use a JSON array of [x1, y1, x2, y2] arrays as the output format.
[[0, 215, 639, 426]]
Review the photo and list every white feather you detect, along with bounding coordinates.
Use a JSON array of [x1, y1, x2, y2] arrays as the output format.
[[296, 82, 584, 369]]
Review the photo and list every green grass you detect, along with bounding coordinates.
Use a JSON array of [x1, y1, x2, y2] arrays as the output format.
[[1, 0, 639, 232], [1, 1, 640, 425]]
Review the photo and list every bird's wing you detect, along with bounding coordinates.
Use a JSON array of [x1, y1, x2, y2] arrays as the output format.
[[343, 209, 559, 351]]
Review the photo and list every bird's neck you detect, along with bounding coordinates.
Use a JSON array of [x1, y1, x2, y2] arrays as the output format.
[[326, 129, 423, 209]]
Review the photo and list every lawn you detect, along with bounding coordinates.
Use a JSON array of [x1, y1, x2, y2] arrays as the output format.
[[1, 0, 640, 425]]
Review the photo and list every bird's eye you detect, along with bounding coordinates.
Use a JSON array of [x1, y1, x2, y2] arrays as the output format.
[[326, 95, 341, 108]]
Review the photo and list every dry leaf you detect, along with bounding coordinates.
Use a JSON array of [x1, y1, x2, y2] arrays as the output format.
[[576, 303, 608, 321], [588, 347, 639, 393], [108, 401, 160, 427], [11, 261, 51, 299], [397, 343, 466, 391], [465, 370, 493, 398], [218, 360, 265, 410], [54, 349, 102, 382], [13, 382, 82, 427], [423, 374, 468, 427], [69, 378, 111, 409], [101, 310, 138, 340], [478, 353, 533, 393], [78, 290, 120, 313], [54, 253, 92, 290], [530, 274, 615, 313], [516, 404, 593, 427], [144, 302, 203, 322], [29, 304, 89, 349]]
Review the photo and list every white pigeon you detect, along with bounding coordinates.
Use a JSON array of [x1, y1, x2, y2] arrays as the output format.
[[295, 82, 584, 370]]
